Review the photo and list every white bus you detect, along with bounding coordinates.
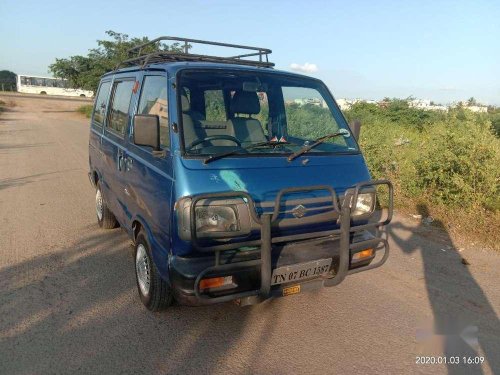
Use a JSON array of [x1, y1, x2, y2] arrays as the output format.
[[16, 75, 94, 97]]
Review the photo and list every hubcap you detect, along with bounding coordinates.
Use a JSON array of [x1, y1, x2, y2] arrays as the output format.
[[95, 189, 103, 221], [136, 244, 151, 296]]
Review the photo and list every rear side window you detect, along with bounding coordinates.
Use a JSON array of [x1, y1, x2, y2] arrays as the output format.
[[93, 81, 111, 125], [137, 76, 169, 147], [108, 80, 134, 136]]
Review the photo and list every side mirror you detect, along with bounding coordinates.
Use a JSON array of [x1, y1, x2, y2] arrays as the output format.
[[134, 114, 160, 150], [349, 119, 361, 142]]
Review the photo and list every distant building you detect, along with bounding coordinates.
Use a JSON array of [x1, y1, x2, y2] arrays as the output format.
[[335, 98, 378, 111], [294, 98, 325, 107], [466, 105, 488, 113], [409, 99, 431, 109], [450, 102, 488, 113], [409, 98, 447, 112], [336, 98, 352, 111]]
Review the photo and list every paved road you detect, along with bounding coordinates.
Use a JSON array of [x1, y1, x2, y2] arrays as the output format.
[[1, 95, 499, 375]]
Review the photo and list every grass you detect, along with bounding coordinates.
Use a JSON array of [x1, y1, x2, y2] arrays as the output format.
[[77, 104, 93, 118]]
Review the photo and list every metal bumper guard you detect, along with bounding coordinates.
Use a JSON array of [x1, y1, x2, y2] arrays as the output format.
[[190, 179, 393, 303]]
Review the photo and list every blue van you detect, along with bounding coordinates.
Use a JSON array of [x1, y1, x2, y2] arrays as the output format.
[[88, 37, 393, 311]]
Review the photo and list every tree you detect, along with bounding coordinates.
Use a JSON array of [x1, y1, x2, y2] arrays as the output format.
[[467, 97, 477, 106], [0, 70, 17, 91], [49, 31, 187, 92]]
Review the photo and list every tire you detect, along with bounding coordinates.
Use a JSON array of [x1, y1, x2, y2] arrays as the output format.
[[135, 231, 173, 311], [95, 182, 118, 229], [80, 94, 86, 97], [40, 91, 47, 95]]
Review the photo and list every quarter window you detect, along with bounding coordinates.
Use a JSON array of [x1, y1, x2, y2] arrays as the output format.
[[108, 80, 134, 136], [137, 76, 169, 147], [92, 81, 111, 126]]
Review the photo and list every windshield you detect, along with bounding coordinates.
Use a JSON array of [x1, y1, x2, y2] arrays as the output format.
[[178, 69, 359, 157]]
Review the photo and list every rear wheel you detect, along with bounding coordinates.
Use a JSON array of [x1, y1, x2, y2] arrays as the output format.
[[95, 182, 117, 229], [135, 231, 173, 311]]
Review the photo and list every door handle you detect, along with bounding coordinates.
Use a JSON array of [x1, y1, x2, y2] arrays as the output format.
[[117, 149, 124, 171]]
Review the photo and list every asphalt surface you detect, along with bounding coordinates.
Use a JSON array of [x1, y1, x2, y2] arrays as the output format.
[[1, 95, 499, 375]]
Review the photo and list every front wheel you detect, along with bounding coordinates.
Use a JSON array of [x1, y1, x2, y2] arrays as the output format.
[[135, 231, 174, 311]]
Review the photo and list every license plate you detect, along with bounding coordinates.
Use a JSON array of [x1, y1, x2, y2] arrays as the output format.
[[271, 258, 332, 285]]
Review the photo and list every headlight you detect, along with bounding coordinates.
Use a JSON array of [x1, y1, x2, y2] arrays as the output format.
[[352, 192, 375, 216], [195, 205, 239, 233], [176, 197, 251, 240]]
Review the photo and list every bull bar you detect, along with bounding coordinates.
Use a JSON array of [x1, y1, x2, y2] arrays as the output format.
[[188, 179, 393, 303]]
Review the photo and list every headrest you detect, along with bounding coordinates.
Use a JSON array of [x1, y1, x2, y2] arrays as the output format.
[[230, 91, 260, 115], [181, 88, 190, 112]]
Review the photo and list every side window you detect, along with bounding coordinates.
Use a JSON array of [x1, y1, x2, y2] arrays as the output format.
[[137, 76, 169, 147], [108, 80, 134, 136], [204, 90, 226, 121], [93, 81, 111, 126]]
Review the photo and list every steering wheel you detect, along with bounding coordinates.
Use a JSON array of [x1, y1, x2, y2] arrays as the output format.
[[187, 135, 241, 151]]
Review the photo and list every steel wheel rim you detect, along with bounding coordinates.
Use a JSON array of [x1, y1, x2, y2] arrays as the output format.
[[95, 189, 103, 221], [136, 244, 151, 297]]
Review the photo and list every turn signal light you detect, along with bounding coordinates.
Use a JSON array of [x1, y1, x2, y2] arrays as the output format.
[[199, 276, 236, 290], [352, 248, 374, 261]]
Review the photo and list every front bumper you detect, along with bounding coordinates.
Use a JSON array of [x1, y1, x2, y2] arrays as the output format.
[[171, 180, 393, 306]]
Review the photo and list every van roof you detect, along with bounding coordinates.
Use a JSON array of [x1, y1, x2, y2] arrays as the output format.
[[103, 61, 317, 82]]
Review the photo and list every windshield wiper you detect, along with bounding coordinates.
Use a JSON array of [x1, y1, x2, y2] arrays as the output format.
[[203, 140, 290, 164], [287, 129, 350, 162]]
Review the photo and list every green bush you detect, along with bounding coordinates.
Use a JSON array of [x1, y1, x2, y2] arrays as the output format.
[[488, 112, 500, 137], [77, 105, 93, 118], [414, 117, 499, 210], [352, 104, 500, 212]]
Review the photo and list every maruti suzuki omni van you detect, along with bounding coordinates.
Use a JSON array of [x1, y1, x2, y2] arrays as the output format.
[[88, 36, 393, 311]]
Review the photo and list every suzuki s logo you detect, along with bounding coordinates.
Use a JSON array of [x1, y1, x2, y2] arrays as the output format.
[[292, 204, 306, 218]]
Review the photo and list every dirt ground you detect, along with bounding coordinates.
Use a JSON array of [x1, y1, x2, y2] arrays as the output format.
[[0, 94, 499, 374]]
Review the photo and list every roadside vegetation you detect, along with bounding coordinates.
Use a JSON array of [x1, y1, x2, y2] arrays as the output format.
[[343, 100, 500, 250], [0, 98, 16, 115], [77, 104, 93, 118], [0, 70, 17, 92]]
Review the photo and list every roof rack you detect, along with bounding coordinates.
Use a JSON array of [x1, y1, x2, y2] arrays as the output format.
[[117, 36, 274, 69]]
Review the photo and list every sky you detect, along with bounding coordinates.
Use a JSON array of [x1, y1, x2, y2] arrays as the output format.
[[1, 0, 499, 105]]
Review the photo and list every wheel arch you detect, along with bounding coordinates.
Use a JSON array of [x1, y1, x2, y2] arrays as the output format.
[[132, 215, 153, 243], [89, 168, 104, 188], [92, 170, 99, 186], [132, 215, 170, 284]]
